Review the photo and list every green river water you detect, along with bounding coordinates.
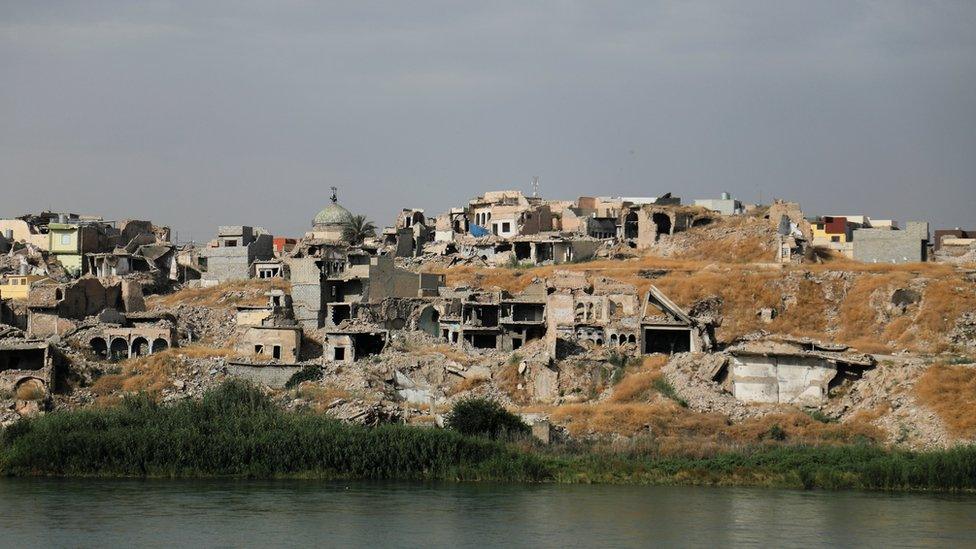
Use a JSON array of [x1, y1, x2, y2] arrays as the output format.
[[1, 479, 974, 547]]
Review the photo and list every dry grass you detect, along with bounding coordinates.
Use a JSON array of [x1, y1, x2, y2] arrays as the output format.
[[611, 355, 668, 402], [14, 382, 46, 401], [448, 376, 487, 396], [551, 400, 728, 439], [148, 279, 290, 309], [399, 341, 476, 366], [916, 363, 976, 439], [91, 346, 234, 397], [912, 279, 976, 353], [495, 361, 530, 404], [550, 400, 884, 455], [295, 383, 352, 412]]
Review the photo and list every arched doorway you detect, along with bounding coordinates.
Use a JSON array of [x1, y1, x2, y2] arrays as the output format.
[[152, 338, 169, 353], [417, 306, 440, 338], [624, 212, 639, 239], [131, 337, 150, 357], [110, 338, 129, 361], [90, 337, 108, 360], [652, 213, 672, 240]]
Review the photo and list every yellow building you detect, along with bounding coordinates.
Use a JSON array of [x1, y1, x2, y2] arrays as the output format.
[[0, 274, 51, 301], [810, 216, 853, 245]]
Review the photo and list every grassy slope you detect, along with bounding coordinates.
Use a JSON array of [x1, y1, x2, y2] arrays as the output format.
[[3, 382, 975, 491]]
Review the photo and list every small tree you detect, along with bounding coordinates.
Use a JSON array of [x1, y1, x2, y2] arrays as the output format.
[[342, 215, 377, 245], [445, 397, 529, 439]]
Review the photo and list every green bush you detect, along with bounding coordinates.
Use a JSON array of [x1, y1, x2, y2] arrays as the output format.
[[445, 397, 530, 440], [285, 365, 323, 389]]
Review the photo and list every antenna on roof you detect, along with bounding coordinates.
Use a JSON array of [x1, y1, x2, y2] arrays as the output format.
[[330, 186, 338, 203], [532, 176, 539, 197]]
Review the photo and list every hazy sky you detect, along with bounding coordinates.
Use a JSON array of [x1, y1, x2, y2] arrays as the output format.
[[2, 1, 974, 241]]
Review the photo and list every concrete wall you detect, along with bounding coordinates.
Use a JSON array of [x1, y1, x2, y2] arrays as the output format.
[[853, 222, 928, 263], [730, 355, 837, 405], [236, 326, 302, 362], [286, 257, 324, 329], [226, 363, 302, 388], [201, 233, 274, 282], [0, 219, 49, 250]]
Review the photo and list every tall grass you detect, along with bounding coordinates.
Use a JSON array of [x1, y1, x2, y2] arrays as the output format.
[[0, 381, 549, 481], [553, 444, 976, 491]]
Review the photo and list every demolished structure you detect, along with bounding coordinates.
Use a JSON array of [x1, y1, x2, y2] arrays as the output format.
[[726, 336, 875, 406]]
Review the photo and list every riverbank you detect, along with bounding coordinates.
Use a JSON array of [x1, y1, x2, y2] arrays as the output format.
[[2, 382, 975, 491]]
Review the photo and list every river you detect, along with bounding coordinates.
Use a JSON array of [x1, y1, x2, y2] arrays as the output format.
[[1, 479, 974, 547]]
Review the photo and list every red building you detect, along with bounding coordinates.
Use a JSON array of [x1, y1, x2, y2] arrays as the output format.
[[273, 237, 297, 255]]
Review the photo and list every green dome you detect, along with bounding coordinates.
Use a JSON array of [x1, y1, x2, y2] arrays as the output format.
[[313, 202, 353, 227]]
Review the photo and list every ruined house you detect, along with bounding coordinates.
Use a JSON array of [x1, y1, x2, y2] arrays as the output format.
[[0, 273, 53, 301], [626, 203, 713, 250], [384, 208, 431, 258], [26, 277, 124, 338], [325, 326, 388, 363], [199, 225, 274, 284], [323, 253, 443, 326], [545, 272, 642, 356], [433, 207, 468, 243], [726, 337, 875, 406], [86, 312, 177, 362], [544, 271, 713, 358], [234, 290, 302, 363], [0, 338, 60, 402], [467, 190, 555, 237], [640, 286, 713, 354], [253, 258, 287, 279]]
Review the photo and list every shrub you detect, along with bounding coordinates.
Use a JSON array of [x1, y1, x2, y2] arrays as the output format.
[[445, 397, 530, 439], [805, 409, 836, 424], [285, 365, 323, 389], [765, 424, 787, 441]]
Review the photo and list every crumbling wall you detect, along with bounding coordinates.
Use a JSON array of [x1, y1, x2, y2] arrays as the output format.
[[236, 326, 302, 363], [285, 257, 323, 329], [730, 354, 837, 405]]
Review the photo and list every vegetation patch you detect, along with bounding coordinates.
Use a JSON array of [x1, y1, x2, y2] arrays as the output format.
[[0, 381, 547, 481]]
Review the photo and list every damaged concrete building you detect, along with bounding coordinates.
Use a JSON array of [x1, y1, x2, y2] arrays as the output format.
[[26, 278, 126, 338], [383, 208, 432, 258], [727, 337, 875, 406], [234, 290, 302, 363], [86, 312, 178, 362], [199, 225, 275, 284], [545, 271, 714, 358], [0, 336, 61, 404]]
